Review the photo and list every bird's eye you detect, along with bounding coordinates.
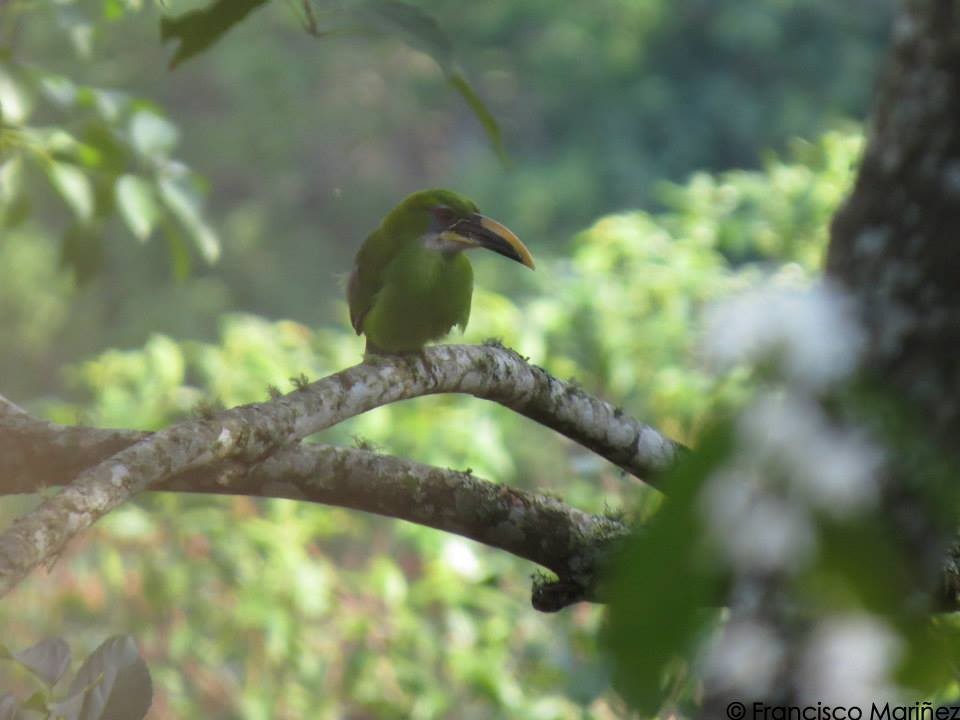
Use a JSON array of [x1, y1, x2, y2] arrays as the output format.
[[431, 207, 456, 227]]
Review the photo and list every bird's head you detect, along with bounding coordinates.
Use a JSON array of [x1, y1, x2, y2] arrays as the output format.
[[384, 189, 535, 269]]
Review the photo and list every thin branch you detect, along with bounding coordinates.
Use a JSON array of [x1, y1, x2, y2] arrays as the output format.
[[0, 393, 27, 417], [0, 344, 679, 597]]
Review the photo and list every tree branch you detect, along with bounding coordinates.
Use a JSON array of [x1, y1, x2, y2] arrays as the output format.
[[0, 344, 676, 598], [167, 445, 628, 611], [0, 413, 627, 609], [0, 393, 27, 417], [0, 414, 147, 495]]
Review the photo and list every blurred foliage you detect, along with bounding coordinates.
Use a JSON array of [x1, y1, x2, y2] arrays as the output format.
[[0, 635, 152, 720], [3, 131, 859, 717], [1, 0, 892, 400], [605, 363, 960, 715], [0, 41, 220, 277], [0, 0, 895, 716], [160, 0, 507, 159]]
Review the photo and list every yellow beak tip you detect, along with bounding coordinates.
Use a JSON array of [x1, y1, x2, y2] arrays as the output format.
[[478, 215, 536, 270]]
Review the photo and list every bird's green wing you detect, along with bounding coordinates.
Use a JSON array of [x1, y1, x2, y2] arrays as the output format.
[[347, 227, 393, 334], [451, 254, 473, 332]]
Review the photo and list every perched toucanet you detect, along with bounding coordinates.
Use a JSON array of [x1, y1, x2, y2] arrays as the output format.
[[347, 189, 535, 354]]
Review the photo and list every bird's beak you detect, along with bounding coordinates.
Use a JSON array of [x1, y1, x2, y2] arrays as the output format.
[[442, 214, 535, 269]]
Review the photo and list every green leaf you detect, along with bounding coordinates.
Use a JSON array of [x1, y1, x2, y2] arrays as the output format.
[[2, 154, 33, 229], [447, 70, 507, 164], [164, 223, 194, 281], [129, 111, 178, 157], [158, 175, 220, 263], [67, 635, 152, 720], [50, 689, 87, 720], [15, 638, 71, 687], [47, 161, 95, 222], [345, 1, 507, 162], [605, 425, 732, 714], [21, 690, 48, 712], [77, 87, 129, 122], [160, 0, 271, 69], [43, 129, 100, 167], [60, 223, 105, 285], [0, 155, 22, 206], [115, 175, 160, 241], [39, 74, 78, 108], [2, 194, 31, 228], [359, 0, 454, 67]]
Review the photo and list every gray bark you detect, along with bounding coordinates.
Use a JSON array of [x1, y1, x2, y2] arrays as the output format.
[[0, 344, 669, 605]]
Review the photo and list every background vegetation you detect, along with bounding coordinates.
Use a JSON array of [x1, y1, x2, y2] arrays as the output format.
[[0, 0, 895, 716]]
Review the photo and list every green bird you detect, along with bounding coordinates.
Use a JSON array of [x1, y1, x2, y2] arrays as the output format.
[[347, 189, 535, 354]]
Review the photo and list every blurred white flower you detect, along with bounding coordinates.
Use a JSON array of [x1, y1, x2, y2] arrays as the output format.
[[701, 619, 785, 698], [701, 466, 815, 572], [702, 281, 864, 390], [739, 392, 883, 515], [442, 538, 483, 580], [799, 614, 901, 705]]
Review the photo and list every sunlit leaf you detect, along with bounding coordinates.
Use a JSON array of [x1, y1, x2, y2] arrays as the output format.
[[158, 175, 219, 262], [15, 638, 71, 687], [160, 0, 271, 69], [44, 129, 101, 167], [67, 635, 152, 720], [47, 161, 95, 222], [145, 334, 185, 387], [102, 0, 139, 22], [115, 175, 160, 241], [77, 87, 129, 122], [129, 111, 178, 157], [0, 63, 32, 124]]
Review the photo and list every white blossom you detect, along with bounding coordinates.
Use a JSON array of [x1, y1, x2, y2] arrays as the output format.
[[442, 538, 483, 580], [701, 619, 785, 698], [701, 466, 815, 572], [799, 614, 901, 705], [739, 392, 883, 515], [703, 281, 864, 390]]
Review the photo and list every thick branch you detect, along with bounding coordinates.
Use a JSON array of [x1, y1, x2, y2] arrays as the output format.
[[0, 344, 678, 597], [167, 445, 627, 611], [0, 415, 147, 495], [0, 414, 626, 610]]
